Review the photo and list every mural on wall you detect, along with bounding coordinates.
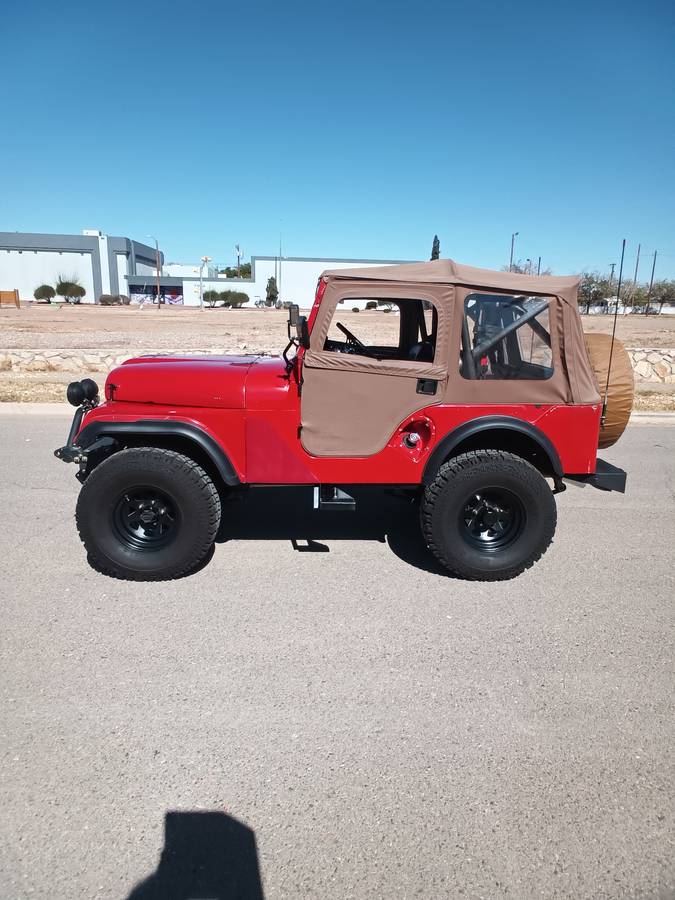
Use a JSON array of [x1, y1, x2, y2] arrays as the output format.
[[129, 285, 184, 305]]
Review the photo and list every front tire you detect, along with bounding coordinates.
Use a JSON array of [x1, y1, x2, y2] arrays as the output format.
[[76, 447, 221, 581], [421, 450, 556, 581]]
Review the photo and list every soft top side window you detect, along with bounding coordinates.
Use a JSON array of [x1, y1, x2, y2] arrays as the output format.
[[460, 293, 553, 380], [324, 298, 437, 363]]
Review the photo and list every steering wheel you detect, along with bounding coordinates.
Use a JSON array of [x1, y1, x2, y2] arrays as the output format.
[[336, 322, 365, 351]]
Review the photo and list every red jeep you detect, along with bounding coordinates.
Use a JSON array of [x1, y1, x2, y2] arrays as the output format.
[[55, 259, 631, 581]]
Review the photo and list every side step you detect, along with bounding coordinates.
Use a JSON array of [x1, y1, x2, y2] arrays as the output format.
[[313, 486, 356, 511]]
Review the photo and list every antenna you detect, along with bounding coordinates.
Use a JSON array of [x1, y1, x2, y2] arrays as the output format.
[[601, 239, 626, 428]]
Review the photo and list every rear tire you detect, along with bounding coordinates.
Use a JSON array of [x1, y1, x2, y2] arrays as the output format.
[[421, 450, 556, 580], [76, 447, 221, 581]]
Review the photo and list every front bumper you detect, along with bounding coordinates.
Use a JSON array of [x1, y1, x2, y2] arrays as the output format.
[[565, 458, 627, 493]]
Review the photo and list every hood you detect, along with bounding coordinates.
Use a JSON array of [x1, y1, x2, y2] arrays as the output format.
[[105, 354, 260, 408]]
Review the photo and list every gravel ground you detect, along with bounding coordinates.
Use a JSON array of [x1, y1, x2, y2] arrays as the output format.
[[0, 417, 673, 899], [2, 305, 674, 405], [2, 304, 674, 351]]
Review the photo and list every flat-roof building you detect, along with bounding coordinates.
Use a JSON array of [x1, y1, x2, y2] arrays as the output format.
[[0, 230, 162, 302]]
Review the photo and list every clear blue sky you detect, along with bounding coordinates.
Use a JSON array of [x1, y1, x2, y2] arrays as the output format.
[[3, 0, 674, 278]]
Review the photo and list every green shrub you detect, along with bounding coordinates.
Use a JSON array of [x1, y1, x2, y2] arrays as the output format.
[[56, 276, 86, 304], [265, 276, 278, 307], [34, 284, 55, 303], [203, 290, 220, 308], [98, 294, 131, 306], [222, 290, 248, 308]]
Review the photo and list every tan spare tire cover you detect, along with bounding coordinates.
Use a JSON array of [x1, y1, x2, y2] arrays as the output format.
[[583, 333, 634, 448]]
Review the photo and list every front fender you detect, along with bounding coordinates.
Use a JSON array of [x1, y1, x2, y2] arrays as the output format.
[[76, 417, 241, 486]]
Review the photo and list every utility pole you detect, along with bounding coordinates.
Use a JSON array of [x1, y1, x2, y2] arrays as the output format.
[[509, 232, 519, 272], [633, 243, 641, 284], [608, 262, 616, 287], [646, 250, 657, 311], [235, 244, 243, 277], [537, 256, 541, 276], [627, 243, 641, 312], [278, 230, 283, 300]]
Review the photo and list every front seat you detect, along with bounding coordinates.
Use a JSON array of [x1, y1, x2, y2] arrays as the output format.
[[408, 340, 434, 362]]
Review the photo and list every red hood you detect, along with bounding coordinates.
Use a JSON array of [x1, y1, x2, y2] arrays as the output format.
[[106, 354, 261, 408]]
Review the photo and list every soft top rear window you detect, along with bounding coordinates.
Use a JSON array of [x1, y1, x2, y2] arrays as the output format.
[[460, 293, 553, 380]]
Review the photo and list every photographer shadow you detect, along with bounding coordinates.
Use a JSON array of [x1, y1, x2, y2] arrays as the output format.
[[127, 811, 264, 900]]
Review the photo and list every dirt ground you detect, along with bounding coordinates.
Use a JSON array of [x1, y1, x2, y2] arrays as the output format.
[[2, 303, 675, 351], [1, 303, 674, 406]]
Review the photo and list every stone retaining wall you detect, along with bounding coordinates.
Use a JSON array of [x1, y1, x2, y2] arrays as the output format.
[[0, 348, 266, 374], [1, 347, 674, 384], [627, 348, 675, 383]]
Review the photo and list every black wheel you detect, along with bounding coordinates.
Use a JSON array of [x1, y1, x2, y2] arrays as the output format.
[[421, 450, 556, 580], [76, 448, 221, 581]]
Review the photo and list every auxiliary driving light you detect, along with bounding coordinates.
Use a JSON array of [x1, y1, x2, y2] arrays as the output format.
[[67, 379, 99, 407]]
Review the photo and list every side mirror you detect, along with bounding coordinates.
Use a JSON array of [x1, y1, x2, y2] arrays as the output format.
[[288, 303, 299, 327]]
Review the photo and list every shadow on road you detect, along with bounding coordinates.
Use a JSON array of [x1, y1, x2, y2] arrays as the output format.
[[216, 486, 450, 576], [127, 811, 264, 900]]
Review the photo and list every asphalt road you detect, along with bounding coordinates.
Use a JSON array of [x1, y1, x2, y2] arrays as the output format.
[[1, 416, 673, 900]]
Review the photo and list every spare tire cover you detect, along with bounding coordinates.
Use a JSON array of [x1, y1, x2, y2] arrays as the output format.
[[583, 332, 634, 448]]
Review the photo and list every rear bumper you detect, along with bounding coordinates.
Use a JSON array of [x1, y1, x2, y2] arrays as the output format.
[[565, 458, 627, 493]]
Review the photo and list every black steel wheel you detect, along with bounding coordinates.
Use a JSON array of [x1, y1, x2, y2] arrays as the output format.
[[112, 488, 179, 551], [76, 447, 221, 581], [421, 449, 556, 580], [459, 488, 525, 552]]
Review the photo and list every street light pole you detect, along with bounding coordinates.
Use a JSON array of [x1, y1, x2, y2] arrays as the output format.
[[509, 232, 519, 272], [148, 235, 162, 310], [199, 256, 212, 309]]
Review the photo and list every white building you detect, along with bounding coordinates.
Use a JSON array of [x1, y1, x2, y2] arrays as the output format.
[[127, 255, 412, 310]]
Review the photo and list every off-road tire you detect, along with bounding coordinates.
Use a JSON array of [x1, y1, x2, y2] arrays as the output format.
[[76, 447, 221, 581], [421, 450, 556, 581]]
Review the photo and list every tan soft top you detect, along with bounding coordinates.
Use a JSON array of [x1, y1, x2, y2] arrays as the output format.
[[323, 259, 581, 306]]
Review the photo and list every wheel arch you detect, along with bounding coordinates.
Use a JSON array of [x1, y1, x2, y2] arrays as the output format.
[[76, 420, 241, 489], [422, 416, 563, 485]]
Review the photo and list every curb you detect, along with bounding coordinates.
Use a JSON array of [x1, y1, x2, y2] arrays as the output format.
[[0, 402, 72, 415], [628, 412, 675, 425]]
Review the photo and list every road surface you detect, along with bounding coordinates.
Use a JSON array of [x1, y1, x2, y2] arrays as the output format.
[[1, 417, 673, 899]]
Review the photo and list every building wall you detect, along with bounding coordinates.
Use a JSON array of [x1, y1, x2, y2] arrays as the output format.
[[0, 231, 162, 302], [134, 262, 157, 277], [0, 248, 97, 301], [115, 254, 129, 297]]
